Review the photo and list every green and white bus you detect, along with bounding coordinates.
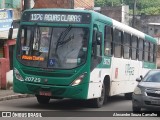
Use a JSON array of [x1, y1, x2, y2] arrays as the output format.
[[13, 8, 157, 108]]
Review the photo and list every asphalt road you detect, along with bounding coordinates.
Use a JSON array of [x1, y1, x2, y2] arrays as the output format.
[[0, 95, 131, 111], [0, 95, 159, 120]]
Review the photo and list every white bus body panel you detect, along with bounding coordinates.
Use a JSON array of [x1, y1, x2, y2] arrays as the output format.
[[87, 69, 111, 99], [87, 57, 151, 99]]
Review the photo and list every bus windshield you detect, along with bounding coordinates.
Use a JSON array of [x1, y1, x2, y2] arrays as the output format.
[[17, 25, 89, 69]]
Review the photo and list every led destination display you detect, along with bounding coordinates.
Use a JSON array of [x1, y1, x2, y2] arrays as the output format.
[[31, 14, 82, 22], [22, 11, 91, 24]]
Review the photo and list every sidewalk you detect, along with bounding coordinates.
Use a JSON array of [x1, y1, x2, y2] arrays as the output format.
[[0, 70, 33, 102], [0, 90, 34, 101]]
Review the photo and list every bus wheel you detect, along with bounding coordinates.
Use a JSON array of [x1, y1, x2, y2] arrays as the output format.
[[125, 93, 132, 100], [36, 95, 50, 104], [90, 83, 106, 108]]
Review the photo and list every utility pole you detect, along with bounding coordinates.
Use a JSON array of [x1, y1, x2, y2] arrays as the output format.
[[132, 0, 137, 28]]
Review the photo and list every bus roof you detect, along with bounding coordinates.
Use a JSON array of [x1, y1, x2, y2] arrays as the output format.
[[23, 8, 157, 44], [90, 10, 157, 44]]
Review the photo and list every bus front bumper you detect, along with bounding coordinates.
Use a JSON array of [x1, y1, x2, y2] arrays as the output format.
[[13, 80, 88, 99]]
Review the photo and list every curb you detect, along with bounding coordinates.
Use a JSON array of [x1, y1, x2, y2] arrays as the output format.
[[0, 94, 34, 101]]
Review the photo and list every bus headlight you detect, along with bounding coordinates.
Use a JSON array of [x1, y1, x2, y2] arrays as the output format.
[[14, 68, 24, 81], [134, 86, 142, 95], [70, 74, 86, 86]]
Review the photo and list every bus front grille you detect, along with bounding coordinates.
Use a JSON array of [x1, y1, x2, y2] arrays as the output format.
[[23, 70, 73, 77]]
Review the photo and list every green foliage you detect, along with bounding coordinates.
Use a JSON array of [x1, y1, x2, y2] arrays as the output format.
[[95, 0, 160, 15], [95, 0, 106, 6], [140, 7, 160, 15], [95, 0, 122, 7]]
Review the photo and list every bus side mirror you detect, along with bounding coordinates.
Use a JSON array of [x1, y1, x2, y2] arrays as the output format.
[[136, 78, 141, 82], [96, 32, 102, 45], [8, 28, 13, 39], [136, 75, 143, 82]]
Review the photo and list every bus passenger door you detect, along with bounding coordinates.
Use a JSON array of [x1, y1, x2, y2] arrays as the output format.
[[88, 30, 103, 99]]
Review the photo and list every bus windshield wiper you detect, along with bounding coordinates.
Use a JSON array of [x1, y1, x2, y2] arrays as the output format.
[[55, 25, 72, 53], [58, 35, 74, 46]]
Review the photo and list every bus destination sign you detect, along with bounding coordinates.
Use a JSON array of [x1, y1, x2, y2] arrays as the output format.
[[22, 12, 91, 24], [31, 14, 81, 23]]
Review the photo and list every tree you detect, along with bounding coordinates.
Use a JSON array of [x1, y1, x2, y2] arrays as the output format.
[[95, 0, 160, 15], [95, 0, 121, 7]]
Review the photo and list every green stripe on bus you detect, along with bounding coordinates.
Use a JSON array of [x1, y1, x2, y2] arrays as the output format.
[[143, 62, 156, 69], [145, 35, 157, 44]]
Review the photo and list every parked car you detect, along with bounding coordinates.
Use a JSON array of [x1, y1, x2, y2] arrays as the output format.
[[132, 69, 160, 112]]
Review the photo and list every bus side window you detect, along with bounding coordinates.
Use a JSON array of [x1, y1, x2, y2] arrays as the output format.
[[144, 41, 149, 62], [113, 29, 122, 58], [104, 25, 113, 56], [123, 32, 131, 59], [92, 30, 102, 58], [20, 27, 32, 55], [150, 43, 154, 62], [153, 44, 157, 63], [91, 30, 102, 70], [138, 39, 144, 61], [96, 32, 102, 57], [131, 35, 138, 60]]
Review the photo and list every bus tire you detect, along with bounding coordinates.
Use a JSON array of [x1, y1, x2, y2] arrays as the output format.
[[36, 95, 50, 104], [90, 82, 106, 108], [125, 93, 132, 100]]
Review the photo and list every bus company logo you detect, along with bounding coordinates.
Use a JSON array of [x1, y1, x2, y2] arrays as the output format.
[[103, 58, 110, 65], [125, 64, 135, 75], [1, 112, 42, 117], [43, 79, 48, 83], [2, 112, 11, 117]]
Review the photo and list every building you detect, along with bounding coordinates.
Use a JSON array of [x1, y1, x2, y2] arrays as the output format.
[[0, 0, 20, 89], [33, 0, 94, 9], [94, 5, 130, 25]]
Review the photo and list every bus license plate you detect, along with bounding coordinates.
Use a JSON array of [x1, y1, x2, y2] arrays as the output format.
[[39, 91, 52, 96]]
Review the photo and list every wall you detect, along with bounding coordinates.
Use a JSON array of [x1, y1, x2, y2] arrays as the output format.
[[97, 6, 129, 25], [134, 15, 160, 35], [74, 0, 94, 9], [101, 6, 122, 22], [33, 0, 94, 9], [34, 0, 71, 8]]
